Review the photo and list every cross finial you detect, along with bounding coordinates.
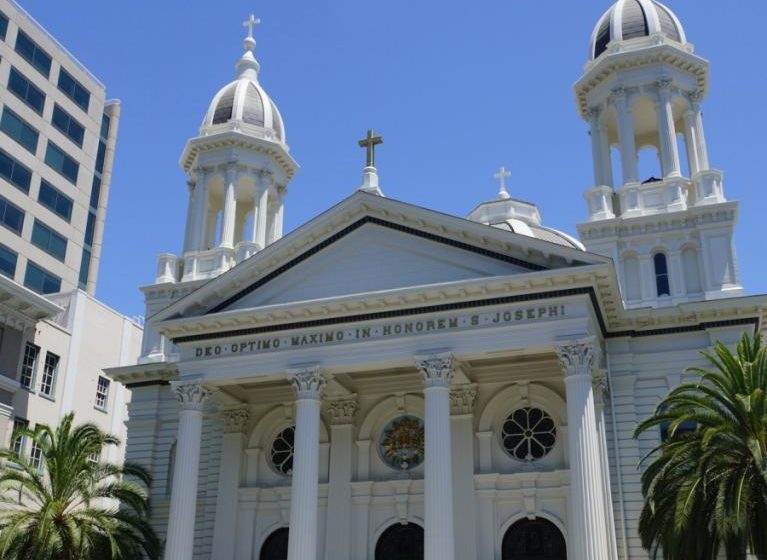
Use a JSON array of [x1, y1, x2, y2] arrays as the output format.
[[494, 166, 511, 199], [358, 129, 383, 168], [243, 14, 260, 40]]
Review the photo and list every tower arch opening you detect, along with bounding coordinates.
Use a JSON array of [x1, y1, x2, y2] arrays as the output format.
[[501, 517, 567, 560]]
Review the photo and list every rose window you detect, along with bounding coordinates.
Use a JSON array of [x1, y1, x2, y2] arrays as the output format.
[[270, 426, 295, 475], [501, 407, 556, 462], [379, 415, 425, 471]]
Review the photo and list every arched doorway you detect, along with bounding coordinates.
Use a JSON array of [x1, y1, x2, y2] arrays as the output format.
[[375, 523, 424, 560], [259, 527, 288, 560], [502, 518, 566, 560]]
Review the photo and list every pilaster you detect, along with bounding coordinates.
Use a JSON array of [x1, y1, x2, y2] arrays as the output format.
[[450, 384, 477, 560]]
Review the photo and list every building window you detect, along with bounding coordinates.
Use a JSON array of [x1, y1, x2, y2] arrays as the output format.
[[31, 220, 67, 262], [44, 142, 79, 184], [0, 11, 7, 41], [89, 176, 102, 210], [78, 248, 91, 289], [0, 148, 33, 193], [269, 426, 295, 475], [654, 253, 671, 297], [51, 105, 85, 148], [0, 243, 17, 278], [87, 451, 100, 464], [501, 407, 557, 462], [38, 180, 73, 222], [0, 196, 25, 235], [29, 439, 42, 470], [84, 212, 96, 247], [100, 114, 110, 140], [15, 30, 52, 77], [57, 68, 90, 112], [19, 342, 39, 390], [7, 68, 45, 114], [24, 261, 61, 295], [0, 108, 39, 154], [10, 418, 28, 458], [379, 415, 425, 471], [39, 352, 59, 397], [95, 376, 110, 410]]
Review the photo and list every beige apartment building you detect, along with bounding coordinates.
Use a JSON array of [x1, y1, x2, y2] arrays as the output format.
[[0, 0, 139, 463]]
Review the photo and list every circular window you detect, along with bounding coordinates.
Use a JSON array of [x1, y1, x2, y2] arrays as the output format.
[[270, 426, 295, 475], [501, 407, 557, 462], [379, 415, 425, 471]]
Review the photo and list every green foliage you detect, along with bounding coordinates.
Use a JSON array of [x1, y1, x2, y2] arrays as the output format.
[[0, 412, 160, 560], [634, 332, 767, 559]]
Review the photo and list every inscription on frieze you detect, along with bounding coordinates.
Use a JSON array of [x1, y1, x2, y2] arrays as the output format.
[[191, 304, 568, 359]]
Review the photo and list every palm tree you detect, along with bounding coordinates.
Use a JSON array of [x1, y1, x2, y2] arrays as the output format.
[[0, 412, 160, 560], [634, 332, 767, 560]]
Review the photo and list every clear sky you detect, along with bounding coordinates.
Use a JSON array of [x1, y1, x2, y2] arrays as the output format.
[[18, 0, 767, 318]]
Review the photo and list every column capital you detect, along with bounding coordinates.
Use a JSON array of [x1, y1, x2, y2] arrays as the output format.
[[172, 381, 212, 412], [450, 384, 477, 416], [555, 341, 598, 378], [225, 164, 239, 182], [608, 86, 628, 106], [289, 367, 327, 400], [415, 353, 455, 388], [221, 407, 250, 434], [592, 370, 610, 406], [656, 77, 674, 92], [256, 169, 275, 189], [325, 395, 359, 425]]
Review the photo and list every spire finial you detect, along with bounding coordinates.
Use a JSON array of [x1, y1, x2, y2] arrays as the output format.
[[358, 129, 384, 196], [236, 14, 261, 78], [494, 166, 511, 199]]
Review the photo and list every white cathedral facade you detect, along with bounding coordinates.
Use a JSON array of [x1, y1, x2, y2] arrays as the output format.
[[110, 2, 767, 559]]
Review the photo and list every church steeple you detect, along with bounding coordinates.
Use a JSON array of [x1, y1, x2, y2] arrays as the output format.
[[154, 15, 298, 286], [576, 1, 742, 307]]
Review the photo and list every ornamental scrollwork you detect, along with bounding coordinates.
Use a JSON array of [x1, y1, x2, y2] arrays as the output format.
[[450, 384, 478, 415], [415, 353, 455, 388], [172, 382, 211, 411], [289, 367, 326, 399], [326, 396, 359, 425], [221, 407, 250, 433], [555, 342, 596, 377]]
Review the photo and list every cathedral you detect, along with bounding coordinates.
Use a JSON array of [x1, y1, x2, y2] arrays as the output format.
[[109, 1, 767, 559]]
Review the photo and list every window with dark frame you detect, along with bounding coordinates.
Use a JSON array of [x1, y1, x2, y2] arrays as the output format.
[[654, 252, 671, 297], [95, 376, 110, 410], [39, 352, 59, 397], [14, 30, 51, 77], [10, 418, 28, 458], [7, 68, 45, 114], [19, 342, 39, 390]]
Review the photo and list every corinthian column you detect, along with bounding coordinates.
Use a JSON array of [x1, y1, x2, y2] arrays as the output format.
[[556, 342, 610, 560], [165, 382, 212, 560], [287, 368, 326, 560], [416, 354, 456, 560]]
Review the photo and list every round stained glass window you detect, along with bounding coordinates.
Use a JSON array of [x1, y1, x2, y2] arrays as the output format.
[[379, 415, 425, 471], [501, 407, 557, 462], [270, 426, 295, 475]]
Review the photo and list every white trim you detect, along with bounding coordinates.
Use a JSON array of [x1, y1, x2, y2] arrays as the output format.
[[0, 374, 19, 393], [611, 0, 625, 42], [638, 0, 662, 36]]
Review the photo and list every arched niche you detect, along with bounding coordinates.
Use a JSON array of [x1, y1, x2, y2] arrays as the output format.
[[245, 405, 329, 486], [620, 251, 642, 302], [373, 522, 424, 560], [477, 383, 567, 473], [357, 394, 425, 481], [257, 526, 288, 560], [500, 515, 567, 560], [681, 243, 703, 295]]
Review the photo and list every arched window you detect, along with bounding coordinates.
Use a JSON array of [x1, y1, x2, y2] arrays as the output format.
[[653, 253, 670, 297], [375, 523, 424, 560], [502, 518, 566, 560], [260, 527, 288, 560]]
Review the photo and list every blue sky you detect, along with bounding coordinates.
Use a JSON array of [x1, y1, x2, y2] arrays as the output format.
[[19, 0, 767, 318]]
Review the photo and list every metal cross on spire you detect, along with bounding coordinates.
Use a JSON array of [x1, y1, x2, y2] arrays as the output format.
[[494, 166, 511, 199], [358, 129, 383, 168], [243, 14, 261, 40]]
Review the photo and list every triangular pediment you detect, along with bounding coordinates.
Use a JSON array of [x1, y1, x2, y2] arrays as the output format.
[[154, 192, 608, 324]]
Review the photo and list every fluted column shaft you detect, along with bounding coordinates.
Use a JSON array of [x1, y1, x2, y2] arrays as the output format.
[[190, 170, 208, 251], [416, 354, 456, 560], [612, 89, 638, 185], [589, 108, 606, 187], [287, 368, 326, 560], [594, 373, 619, 560], [220, 167, 238, 249], [690, 95, 710, 171], [556, 342, 610, 560], [655, 81, 681, 178], [252, 172, 271, 249], [165, 383, 211, 560]]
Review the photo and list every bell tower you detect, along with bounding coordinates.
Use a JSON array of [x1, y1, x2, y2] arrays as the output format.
[[576, 0, 742, 308], [139, 15, 297, 363]]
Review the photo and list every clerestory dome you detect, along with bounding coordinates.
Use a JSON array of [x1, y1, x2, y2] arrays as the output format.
[[201, 22, 286, 143], [590, 0, 686, 60]]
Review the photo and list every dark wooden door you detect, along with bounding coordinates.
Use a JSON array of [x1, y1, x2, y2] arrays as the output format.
[[501, 518, 566, 560], [375, 523, 424, 560], [259, 527, 288, 560]]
